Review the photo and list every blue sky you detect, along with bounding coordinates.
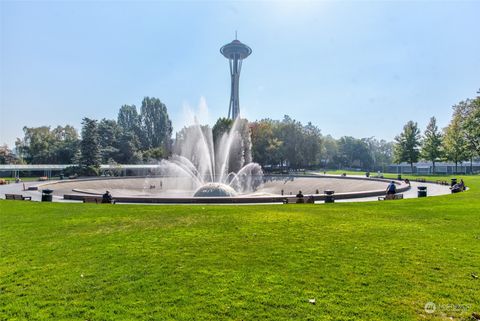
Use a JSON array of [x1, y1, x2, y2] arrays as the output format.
[[1, 1, 479, 148]]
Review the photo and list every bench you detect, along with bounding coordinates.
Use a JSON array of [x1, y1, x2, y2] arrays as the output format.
[[5, 194, 32, 201], [378, 194, 404, 201], [82, 196, 115, 204], [83, 197, 103, 204], [283, 197, 314, 204]]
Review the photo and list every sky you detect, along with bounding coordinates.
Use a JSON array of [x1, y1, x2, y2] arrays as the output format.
[[1, 0, 479, 148]]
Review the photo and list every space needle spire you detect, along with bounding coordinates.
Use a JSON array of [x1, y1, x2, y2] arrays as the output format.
[[220, 35, 252, 119]]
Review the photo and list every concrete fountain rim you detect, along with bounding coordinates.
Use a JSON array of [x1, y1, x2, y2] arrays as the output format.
[[34, 174, 411, 204]]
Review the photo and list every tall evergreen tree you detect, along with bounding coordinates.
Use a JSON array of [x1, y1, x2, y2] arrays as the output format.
[[393, 121, 421, 173], [80, 118, 101, 167], [421, 117, 443, 173], [98, 119, 120, 163]]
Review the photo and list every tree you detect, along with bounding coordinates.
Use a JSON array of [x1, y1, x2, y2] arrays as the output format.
[[15, 126, 55, 163], [0, 144, 19, 164], [51, 125, 79, 164], [421, 117, 443, 173], [98, 119, 120, 163], [276, 115, 307, 168], [452, 95, 480, 171], [140, 97, 172, 154], [14, 125, 79, 164], [321, 135, 339, 169], [336, 136, 373, 170], [118, 104, 140, 134], [249, 116, 323, 169], [80, 118, 101, 167], [443, 115, 468, 173], [301, 122, 323, 168], [117, 131, 142, 164], [363, 138, 393, 172], [250, 119, 283, 167], [212, 117, 233, 147], [393, 121, 421, 173], [117, 104, 142, 150]]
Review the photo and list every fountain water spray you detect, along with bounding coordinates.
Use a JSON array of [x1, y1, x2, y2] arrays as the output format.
[[155, 117, 263, 197]]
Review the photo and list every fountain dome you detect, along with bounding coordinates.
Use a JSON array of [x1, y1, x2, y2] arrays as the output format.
[[193, 183, 237, 197]]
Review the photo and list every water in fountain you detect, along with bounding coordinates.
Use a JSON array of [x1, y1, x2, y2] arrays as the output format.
[[155, 117, 263, 197]]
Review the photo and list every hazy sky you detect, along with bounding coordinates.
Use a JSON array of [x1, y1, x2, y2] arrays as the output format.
[[1, 1, 479, 148]]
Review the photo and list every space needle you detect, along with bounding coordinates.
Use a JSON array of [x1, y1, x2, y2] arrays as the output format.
[[220, 34, 252, 120]]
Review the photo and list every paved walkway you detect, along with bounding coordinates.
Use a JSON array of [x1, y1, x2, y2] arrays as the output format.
[[335, 180, 451, 202]]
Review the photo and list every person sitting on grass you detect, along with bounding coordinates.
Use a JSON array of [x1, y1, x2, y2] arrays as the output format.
[[386, 181, 397, 200], [102, 190, 113, 204]]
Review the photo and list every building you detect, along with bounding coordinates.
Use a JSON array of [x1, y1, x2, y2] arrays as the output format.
[[387, 161, 480, 174]]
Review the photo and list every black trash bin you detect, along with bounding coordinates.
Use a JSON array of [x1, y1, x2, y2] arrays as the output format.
[[42, 189, 53, 202], [397, 174, 402, 180], [324, 190, 335, 203], [59, 174, 64, 180], [417, 186, 427, 198], [451, 178, 457, 187]]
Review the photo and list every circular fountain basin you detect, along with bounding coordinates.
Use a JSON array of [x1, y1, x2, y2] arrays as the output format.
[[39, 175, 410, 204]]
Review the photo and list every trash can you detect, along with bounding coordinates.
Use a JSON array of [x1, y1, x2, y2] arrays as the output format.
[[397, 174, 402, 180], [417, 186, 427, 198], [42, 189, 53, 202], [324, 190, 335, 203], [451, 178, 457, 187], [59, 174, 64, 180]]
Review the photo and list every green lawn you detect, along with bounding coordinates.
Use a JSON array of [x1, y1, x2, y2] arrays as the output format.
[[1, 176, 479, 320]]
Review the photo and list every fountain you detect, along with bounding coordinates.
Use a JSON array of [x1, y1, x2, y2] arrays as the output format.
[[154, 117, 264, 197], [40, 113, 407, 203]]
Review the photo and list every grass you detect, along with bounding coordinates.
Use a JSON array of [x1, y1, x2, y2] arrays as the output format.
[[1, 175, 479, 320]]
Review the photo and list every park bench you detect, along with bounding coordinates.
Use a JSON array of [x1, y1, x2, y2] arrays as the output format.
[[82, 196, 115, 204], [378, 194, 404, 201], [283, 197, 315, 204], [5, 194, 32, 201], [82, 197, 103, 204]]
